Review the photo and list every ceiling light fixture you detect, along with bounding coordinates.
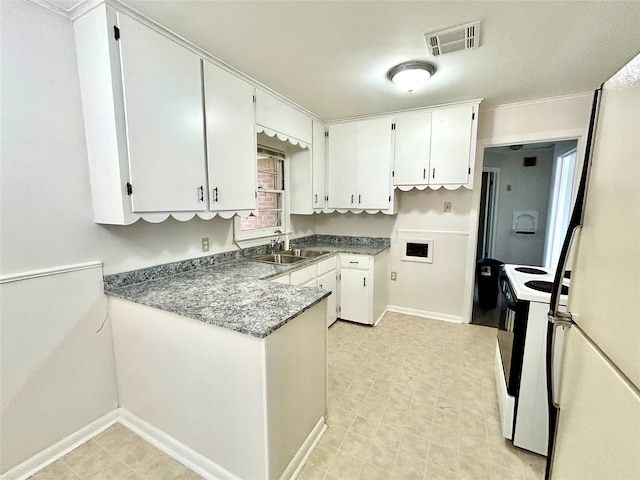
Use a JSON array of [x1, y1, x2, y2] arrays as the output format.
[[387, 61, 436, 94]]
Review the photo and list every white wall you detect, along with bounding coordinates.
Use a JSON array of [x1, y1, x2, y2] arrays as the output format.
[[483, 148, 554, 265], [0, 266, 119, 475]]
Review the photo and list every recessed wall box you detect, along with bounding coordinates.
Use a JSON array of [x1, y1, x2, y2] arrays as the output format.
[[401, 238, 434, 263]]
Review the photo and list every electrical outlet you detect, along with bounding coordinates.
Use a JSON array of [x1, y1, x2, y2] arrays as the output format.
[[444, 202, 452, 213], [201, 237, 209, 252], [391, 271, 397, 281]]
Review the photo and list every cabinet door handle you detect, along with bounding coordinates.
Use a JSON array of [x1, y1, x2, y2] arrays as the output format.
[[432, 168, 435, 179], [423, 168, 426, 179], [363, 277, 366, 287], [198, 186, 204, 202], [213, 187, 219, 202], [315, 194, 318, 203], [358, 194, 361, 204], [351, 194, 354, 204], [349, 261, 359, 264]]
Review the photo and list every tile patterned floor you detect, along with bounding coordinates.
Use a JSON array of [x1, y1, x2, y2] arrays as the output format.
[[28, 312, 546, 480], [298, 312, 546, 480], [27, 423, 202, 480]]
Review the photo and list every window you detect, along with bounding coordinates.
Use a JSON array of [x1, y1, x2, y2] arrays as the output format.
[[234, 145, 288, 242]]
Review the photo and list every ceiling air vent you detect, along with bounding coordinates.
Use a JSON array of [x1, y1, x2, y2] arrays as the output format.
[[425, 21, 481, 57]]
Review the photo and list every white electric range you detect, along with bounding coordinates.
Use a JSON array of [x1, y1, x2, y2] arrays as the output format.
[[495, 264, 569, 455]]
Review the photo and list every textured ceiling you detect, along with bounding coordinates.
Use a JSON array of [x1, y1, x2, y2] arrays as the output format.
[[101, 1, 640, 120]]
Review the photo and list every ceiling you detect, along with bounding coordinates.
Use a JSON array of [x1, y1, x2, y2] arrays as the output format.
[[56, 1, 640, 121]]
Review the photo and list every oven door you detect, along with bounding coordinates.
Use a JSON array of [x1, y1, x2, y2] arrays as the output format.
[[497, 275, 530, 397]]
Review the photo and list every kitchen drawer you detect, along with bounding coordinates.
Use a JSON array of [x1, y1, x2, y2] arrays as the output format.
[[340, 254, 371, 270], [290, 264, 317, 286], [271, 274, 290, 284], [317, 255, 337, 276]]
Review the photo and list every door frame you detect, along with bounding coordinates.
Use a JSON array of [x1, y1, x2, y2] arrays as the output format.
[[478, 167, 500, 259], [462, 129, 587, 323]]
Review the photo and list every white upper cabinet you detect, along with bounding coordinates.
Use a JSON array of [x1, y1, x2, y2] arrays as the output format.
[[327, 118, 393, 211], [327, 122, 358, 209], [356, 117, 393, 209], [312, 120, 327, 210], [393, 112, 432, 186], [118, 13, 207, 213], [393, 102, 480, 190], [255, 90, 312, 146], [289, 119, 326, 215], [203, 60, 256, 214], [429, 104, 477, 187], [75, 6, 208, 223]]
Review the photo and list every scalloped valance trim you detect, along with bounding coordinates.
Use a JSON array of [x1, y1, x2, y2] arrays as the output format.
[[394, 184, 472, 192], [256, 125, 310, 149], [126, 209, 257, 225]]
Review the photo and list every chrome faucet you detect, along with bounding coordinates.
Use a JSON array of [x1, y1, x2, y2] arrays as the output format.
[[270, 236, 284, 253]]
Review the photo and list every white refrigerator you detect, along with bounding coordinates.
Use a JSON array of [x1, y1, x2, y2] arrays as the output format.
[[546, 53, 640, 479]]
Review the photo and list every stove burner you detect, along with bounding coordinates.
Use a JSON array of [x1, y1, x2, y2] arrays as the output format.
[[525, 280, 569, 295], [515, 267, 547, 275]]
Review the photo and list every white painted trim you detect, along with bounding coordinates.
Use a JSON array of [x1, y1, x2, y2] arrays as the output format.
[[27, 0, 101, 20], [0, 261, 103, 284], [386, 305, 463, 324], [329, 98, 483, 124], [373, 308, 389, 326], [0, 410, 119, 480], [118, 409, 241, 480], [282, 418, 326, 480], [481, 92, 593, 113]]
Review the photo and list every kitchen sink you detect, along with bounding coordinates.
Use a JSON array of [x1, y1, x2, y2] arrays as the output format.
[[279, 249, 330, 258], [252, 254, 306, 264]]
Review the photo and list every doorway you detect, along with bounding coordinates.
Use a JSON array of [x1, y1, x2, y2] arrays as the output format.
[[471, 139, 579, 327]]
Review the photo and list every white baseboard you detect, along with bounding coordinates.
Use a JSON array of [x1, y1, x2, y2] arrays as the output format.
[[386, 305, 464, 324], [0, 410, 119, 480], [3, 407, 325, 480], [118, 409, 240, 480], [282, 417, 326, 480], [373, 308, 388, 326]]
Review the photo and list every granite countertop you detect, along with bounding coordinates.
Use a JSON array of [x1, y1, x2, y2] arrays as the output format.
[[105, 235, 390, 339]]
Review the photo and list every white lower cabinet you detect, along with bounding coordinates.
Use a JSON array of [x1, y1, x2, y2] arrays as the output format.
[[317, 270, 337, 328], [272, 255, 338, 327], [338, 252, 387, 325]]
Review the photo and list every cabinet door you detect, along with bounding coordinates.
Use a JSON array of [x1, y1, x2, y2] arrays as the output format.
[[429, 105, 474, 185], [117, 13, 206, 213], [327, 122, 358, 209], [312, 120, 327, 209], [317, 270, 337, 328], [255, 90, 312, 144], [203, 60, 256, 212], [394, 112, 432, 186], [340, 269, 371, 324], [356, 117, 393, 209]]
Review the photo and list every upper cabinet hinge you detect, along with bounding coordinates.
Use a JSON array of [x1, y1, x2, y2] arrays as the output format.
[[389, 195, 391, 201], [472, 112, 475, 120], [126, 182, 132, 195], [392, 170, 395, 177], [325, 131, 329, 138], [253, 95, 256, 104], [391, 123, 396, 130], [468, 167, 471, 174], [114, 26, 120, 41]]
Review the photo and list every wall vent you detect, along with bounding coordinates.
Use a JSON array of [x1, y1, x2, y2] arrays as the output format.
[[424, 21, 481, 57]]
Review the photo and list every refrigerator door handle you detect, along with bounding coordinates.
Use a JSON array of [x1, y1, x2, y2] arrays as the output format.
[[547, 315, 572, 408]]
